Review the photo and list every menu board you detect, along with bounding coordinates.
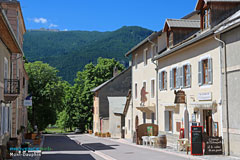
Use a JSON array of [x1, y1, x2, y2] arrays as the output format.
[[191, 126, 203, 155], [205, 137, 223, 155], [147, 126, 153, 136]]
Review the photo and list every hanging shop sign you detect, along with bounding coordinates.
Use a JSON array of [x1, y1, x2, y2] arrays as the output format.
[[191, 126, 203, 156], [174, 90, 186, 104], [205, 136, 223, 155]]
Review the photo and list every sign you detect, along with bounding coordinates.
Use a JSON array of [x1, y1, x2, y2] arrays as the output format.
[[205, 137, 223, 155], [147, 126, 153, 136], [24, 96, 32, 106], [24, 100, 32, 106], [198, 92, 212, 101], [191, 126, 203, 155], [174, 90, 186, 104]]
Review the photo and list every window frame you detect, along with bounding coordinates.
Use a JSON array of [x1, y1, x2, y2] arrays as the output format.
[[151, 79, 155, 98], [198, 57, 213, 86], [159, 71, 167, 91]]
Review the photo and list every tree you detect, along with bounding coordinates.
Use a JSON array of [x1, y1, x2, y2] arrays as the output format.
[[72, 58, 125, 131], [25, 61, 65, 131]]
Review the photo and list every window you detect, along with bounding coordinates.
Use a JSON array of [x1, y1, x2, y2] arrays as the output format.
[[203, 8, 211, 29], [135, 83, 138, 99], [183, 64, 191, 88], [151, 113, 155, 124], [198, 58, 213, 85], [170, 68, 177, 89], [135, 54, 138, 69], [143, 82, 146, 90], [143, 112, 146, 124], [151, 79, 155, 98], [169, 32, 173, 47], [159, 71, 167, 91], [143, 49, 148, 66], [170, 64, 191, 89]]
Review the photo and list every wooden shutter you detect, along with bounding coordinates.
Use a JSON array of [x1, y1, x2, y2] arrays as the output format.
[[187, 64, 191, 87], [176, 68, 180, 89], [159, 72, 162, 90], [176, 122, 181, 132], [170, 69, 173, 90], [208, 58, 213, 84], [198, 61, 203, 85]]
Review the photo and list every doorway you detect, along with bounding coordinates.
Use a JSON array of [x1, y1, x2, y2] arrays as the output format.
[[165, 111, 173, 132], [203, 110, 212, 136]]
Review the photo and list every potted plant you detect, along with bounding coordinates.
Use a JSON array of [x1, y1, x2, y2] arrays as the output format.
[[106, 132, 111, 137]]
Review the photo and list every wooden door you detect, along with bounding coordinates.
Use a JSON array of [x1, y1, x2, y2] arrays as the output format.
[[169, 112, 173, 131]]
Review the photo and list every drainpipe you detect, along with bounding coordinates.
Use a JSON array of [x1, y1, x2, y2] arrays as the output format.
[[148, 38, 159, 126], [214, 35, 230, 156]]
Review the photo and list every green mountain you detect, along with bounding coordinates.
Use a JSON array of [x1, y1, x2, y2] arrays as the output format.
[[23, 26, 153, 83]]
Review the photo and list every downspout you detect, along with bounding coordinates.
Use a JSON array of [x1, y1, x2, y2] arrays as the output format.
[[148, 38, 159, 126], [214, 35, 230, 156]]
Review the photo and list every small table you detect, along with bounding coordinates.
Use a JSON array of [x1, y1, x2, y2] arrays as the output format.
[[149, 136, 158, 147]]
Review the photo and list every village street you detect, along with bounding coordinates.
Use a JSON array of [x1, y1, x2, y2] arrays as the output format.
[[40, 134, 190, 160]]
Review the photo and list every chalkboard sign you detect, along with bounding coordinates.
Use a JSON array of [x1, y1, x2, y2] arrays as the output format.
[[191, 126, 203, 155], [205, 137, 223, 155]]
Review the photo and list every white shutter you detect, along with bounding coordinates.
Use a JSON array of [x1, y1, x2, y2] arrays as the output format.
[[208, 58, 213, 84], [164, 71, 167, 90], [176, 68, 180, 89], [198, 61, 203, 85], [170, 69, 173, 90], [180, 66, 184, 88], [159, 72, 162, 90], [186, 64, 191, 87]]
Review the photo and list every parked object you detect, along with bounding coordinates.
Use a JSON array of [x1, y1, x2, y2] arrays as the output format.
[[158, 134, 167, 148]]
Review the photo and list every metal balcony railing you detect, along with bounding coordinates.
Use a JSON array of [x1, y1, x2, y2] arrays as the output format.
[[4, 79, 20, 94]]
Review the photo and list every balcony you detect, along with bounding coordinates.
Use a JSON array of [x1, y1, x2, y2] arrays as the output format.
[[4, 79, 20, 102]]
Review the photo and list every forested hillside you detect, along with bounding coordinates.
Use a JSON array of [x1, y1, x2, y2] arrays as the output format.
[[23, 26, 153, 83]]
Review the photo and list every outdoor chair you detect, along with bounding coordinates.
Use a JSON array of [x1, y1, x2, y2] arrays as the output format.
[[142, 136, 150, 146]]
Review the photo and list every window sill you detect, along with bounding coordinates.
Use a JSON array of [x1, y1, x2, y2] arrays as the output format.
[[199, 84, 212, 89]]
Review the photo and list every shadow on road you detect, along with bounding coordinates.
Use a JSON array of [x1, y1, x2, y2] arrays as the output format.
[[42, 135, 87, 151], [40, 154, 96, 160], [82, 143, 118, 151]]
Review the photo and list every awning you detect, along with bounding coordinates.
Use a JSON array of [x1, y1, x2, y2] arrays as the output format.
[[136, 106, 155, 113], [190, 101, 218, 110]]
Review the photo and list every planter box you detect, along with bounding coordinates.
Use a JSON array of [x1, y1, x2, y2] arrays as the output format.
[[31, 133, 37, 140]]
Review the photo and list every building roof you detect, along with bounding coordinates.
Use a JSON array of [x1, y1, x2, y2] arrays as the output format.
[[125, 31, 161, 57], [164, 19, 200, 32], [91, 67, 131, 92], [154, 9, 240, 61], [195, 0, 240, 10], [108, 97, 126, 115]]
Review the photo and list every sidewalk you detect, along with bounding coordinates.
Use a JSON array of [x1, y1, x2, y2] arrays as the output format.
[[87, 134, 240, 160]]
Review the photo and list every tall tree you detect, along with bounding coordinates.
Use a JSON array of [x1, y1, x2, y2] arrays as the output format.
[[72, 58, 125, 131], [25, 61, 65, 131]]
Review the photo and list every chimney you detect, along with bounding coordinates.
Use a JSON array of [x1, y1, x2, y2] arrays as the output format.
[[113, 66, 119, 77]]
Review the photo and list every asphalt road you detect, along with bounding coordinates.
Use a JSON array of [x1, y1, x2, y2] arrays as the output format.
[[40, 134, 189, 160]]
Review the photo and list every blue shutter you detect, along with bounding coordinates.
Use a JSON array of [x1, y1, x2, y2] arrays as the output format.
[[159, 72, 162, 90], [187, 64, 191, 87], [170, 69, 173, 90], [208, 58, 213, 84], [198, 61, 203, 85], [176, 68, 180, 89], [164, 71, 167, 90], [180, 67, 183, 88]]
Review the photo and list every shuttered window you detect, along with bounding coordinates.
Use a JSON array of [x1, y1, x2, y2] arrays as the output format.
[[198, 58, 213, 85], [183, 64, 191, 88], [151, 80, 155, 98], [159, 71, 167, 91], [135, 83, 138, 99], [170, 68, 178, 90]]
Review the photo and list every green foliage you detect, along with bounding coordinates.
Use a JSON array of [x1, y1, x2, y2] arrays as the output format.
[[23, 26, 153, 83], [70, 58, 124, 131], [25, 61, 66, 131]]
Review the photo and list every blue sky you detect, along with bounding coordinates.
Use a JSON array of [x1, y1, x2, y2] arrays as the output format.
[[19, 0, 197, 32]]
